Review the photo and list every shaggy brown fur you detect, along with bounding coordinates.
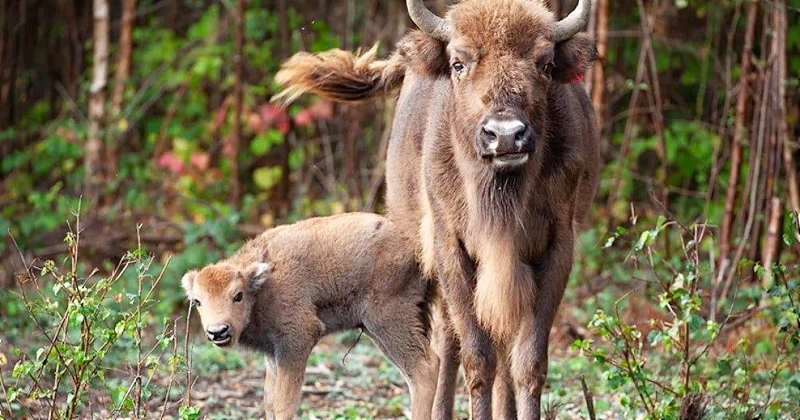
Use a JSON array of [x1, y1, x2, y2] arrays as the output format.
[[274, 1, 600, 419], [182, 213, 439, 420]]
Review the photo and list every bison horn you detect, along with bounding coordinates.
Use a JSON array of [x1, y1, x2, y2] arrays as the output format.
[[550, 0, 592, 42], [406, 0, 453, 42]]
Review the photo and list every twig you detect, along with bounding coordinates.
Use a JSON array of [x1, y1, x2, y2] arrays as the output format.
[[580, 376, 597, 420], [159, 318, 182, 420], [183, 304, 194, 409], [340, 328, 364, 370], [134, 226, 144, 418]]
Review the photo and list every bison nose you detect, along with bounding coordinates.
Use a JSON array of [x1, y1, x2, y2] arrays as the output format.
[[479, 117, 533, 158], [206, 323, 232, 345]]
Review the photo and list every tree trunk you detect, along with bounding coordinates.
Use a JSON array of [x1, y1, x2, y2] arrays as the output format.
[[85, 0, 110, 206], [775, 0, 799, 214], [590, 0, 608, 133], [112, 0, 136, 115], [761, 197, 782, 289], [106, 0, 136, 181], [230, 0, 245, 205], [0, 0, 7, 130], [762, 0, 789, 287], [58, 0, 82, 104], [718, 0, 757, 277]]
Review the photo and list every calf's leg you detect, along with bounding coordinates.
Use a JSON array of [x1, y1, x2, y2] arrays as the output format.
[[263, 356, 278, 420], [272, 323, 320, 420], [272, 350, 313, 420]]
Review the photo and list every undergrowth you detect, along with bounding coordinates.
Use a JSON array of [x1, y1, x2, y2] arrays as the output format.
[[0, 209, 202, 420], [572, 211, 800, 420]]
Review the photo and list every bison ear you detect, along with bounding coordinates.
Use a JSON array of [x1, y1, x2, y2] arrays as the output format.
[[398, 31, 449, 77], [551, 34, 598, 84], [181, 270, 198, 297], [242, 262, 272, 292]]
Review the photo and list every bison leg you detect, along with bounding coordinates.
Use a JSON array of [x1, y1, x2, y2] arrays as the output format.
[[364, 297, 438, 420], [431, 301, 460, 420], [492, 354, 517, 420], [435, 234, 496, 420], [263, 356, 278, 420], [510, 227, 573, 420]]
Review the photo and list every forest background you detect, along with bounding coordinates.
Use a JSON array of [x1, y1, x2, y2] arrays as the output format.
[[1, 0, 799, 419]]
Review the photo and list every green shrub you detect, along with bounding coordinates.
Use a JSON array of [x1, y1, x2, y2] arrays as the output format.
[[573, 213, 800, 419], [0, 212, 200, 419]]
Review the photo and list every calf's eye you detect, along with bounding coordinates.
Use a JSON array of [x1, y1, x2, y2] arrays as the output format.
[[233, 292, 243, 303], [451, 61, 465, 74], [191, 299, 201, 307]]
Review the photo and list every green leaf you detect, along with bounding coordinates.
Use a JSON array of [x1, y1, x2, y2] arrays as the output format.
[[253, 166, 283, 191], [250, 130, 284, 156], [179, 405, 202, 420], [250, 133, 271, 156]]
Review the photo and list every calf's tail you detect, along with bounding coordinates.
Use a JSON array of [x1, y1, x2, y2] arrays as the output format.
[[273, 45, 405, 104]]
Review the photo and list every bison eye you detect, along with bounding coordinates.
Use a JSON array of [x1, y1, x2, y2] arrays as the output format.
[[191, 299, 201, 308], [233, 292, 243, 303], [451, 61, 465, 75]]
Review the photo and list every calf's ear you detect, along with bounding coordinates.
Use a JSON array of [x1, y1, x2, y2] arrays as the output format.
[[551, 34, 598, 84], [181, 271, 198, 296], [242, 262, 272, 292]]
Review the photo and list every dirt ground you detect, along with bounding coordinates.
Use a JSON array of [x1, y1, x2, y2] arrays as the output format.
[[0, 306, 612, 420], [170, 313, 591, 420]]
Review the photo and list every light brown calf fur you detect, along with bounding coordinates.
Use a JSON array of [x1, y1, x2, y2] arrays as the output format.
[[273, 1, 600, 419], [181, 213, 439, 420]]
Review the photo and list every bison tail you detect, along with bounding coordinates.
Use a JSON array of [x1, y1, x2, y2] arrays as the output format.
[[473, 238, 535, 342], [273, 44, 405, 104]]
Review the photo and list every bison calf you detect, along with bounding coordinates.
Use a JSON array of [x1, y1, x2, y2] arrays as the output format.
[[181, 213, 439, 420]]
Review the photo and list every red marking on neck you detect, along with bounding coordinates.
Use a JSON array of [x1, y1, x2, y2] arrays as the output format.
[[569, 72, 585, 84]]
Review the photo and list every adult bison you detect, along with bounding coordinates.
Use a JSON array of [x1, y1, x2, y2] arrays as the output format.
[[275, 0, 600, 419]]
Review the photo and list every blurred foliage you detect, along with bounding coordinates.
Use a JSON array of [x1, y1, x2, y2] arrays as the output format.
[[1, 0, 798, 259]]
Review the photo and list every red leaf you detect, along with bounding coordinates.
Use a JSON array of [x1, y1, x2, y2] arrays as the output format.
[[214, 106, 227, 126], [276, 119, 291, 134], [293, 109, 314, 127], [260, 103, 287, 124], [309, 99, 334, 121], [156, 152, 186, 174], [259, 103, 291, 134], [222, 137, 236, 157], [248, 113, 264, 133], [190, 152, 210, 171]]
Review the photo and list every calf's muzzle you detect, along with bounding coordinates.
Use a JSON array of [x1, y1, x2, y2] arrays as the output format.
[[206, 323, 233, 346]]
